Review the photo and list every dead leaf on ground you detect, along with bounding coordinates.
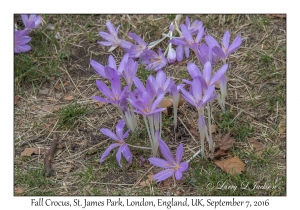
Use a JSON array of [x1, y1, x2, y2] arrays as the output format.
[[15, 187, 24, 195], [267, 14, 286, 19], [63, 95, 74, 101], [14, 95, 21, 105], [214, 156, 246, 175], [96, 102, 105, 108], [216, 131, 236, 150], [249, 138, 263, 155], [159, 95, 185, 115], [21, 148, 47, 156]]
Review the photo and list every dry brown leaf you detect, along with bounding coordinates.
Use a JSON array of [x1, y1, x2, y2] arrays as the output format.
[[214, 149, 228, 159], [217, 132, 236, 150], [14, 95, 21, 105], [214, 156, 246, 175], [21, 148, 47, 156], [215, 76, 229, 89], [63, 95, 74, 101], [249, 138, 263, 155], [15, 187, 24, 195], [96, 102, 105, 108]]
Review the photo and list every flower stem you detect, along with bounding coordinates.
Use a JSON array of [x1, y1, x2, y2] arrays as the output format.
[[143, 115, 153, 152]]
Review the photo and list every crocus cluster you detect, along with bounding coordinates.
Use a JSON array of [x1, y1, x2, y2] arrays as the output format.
[[94, 15, 242, 183], [14, 14, 42, 54]]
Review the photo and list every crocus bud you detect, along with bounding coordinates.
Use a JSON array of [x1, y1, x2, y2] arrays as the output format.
[[167, 46, 176, 64]]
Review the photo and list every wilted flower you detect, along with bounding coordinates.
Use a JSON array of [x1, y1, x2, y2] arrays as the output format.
[[100, 119, 132, 167], [14, 29, 31, 53], [167, 45, 176, 64], [148, 137, 188, 182], [21, 14, 42, 30]]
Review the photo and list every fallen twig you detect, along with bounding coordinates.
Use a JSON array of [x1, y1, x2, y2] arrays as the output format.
[[44, 134, 59, 176]]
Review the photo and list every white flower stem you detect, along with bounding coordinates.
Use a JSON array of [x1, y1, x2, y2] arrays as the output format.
[[127, 144, 152, 150], [148, 115, 158, 157], [143, 115, 153, 152], [207, 102, 214, 153]]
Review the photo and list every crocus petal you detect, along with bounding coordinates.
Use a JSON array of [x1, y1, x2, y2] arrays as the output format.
[[158, 139, 176, 165], [91, 96, 110, 103], [202, 85, 217, 104], [100, 143, 120, 163], [95, 80, 113, 99], [169, 38, 187, 46], [195, 27, 204, 43], [156, 70, 166, 89], [133, 76, 146, 92], [100, 128, 118, 141], [191, 77, 202, 101], [116, 119, 126, 140], [179, 162, 189, 172], [123, 129, 130, 140], [212, 46, 226, 59], [227, 35, 242, 55], [222, 30, 230, 50], [187, 62, 202, 78], [99, 31, 114, 42], [203, 61, 212, 84], [167, 47, 176, 64], [121, 144, 132, 164], [176, 45, 184, 62], [151, 93, 165, 112], [205, 35, 220, 48], [184, 46, 190, 58], [117, 53, 129, 74], [128, 32, 147, 46], [209, 64, 228, 86], [90, 60, 107, 78], [153, 169, 175, 183], [175, 170, 183, 180], [180, 88, 196, 107], [120, 40, 133, 49], [98, 41, 113, 46], [219, 75, 227, 95], [148, 157, 173, 168], [21, 15, 29, 25], [175, 143, 184, 163], [180, 24, 193, 43], [106, 21, 117, 36], [116, 147, 122, 167], [108, 55, 117, 69]]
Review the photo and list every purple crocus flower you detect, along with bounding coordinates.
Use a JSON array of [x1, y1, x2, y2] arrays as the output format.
[[184, 61, 229, 90], [147, 70, 172, 95], [90, 53, 129, 79], [211, 30, 242, 61], [100, 119, 132, 167], [125, 33, 148, 58], [98, 21, 132, 52], [127, 91, 165, 117], [21, 14, 42, 30], [141, 48, 167, 72], [170, 23, 204, 61], [184, 16, 203, 35], [181, 77, 217, 111], [92, 69, 128, 108], [148, 138, 188, 182], [196, 43, 219, 66], [14, 29, 31, 53], [123, 58, 138, 87]]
